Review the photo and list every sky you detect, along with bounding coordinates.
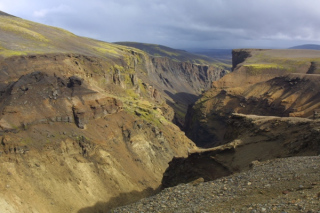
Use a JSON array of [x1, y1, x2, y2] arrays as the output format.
[[1, 0, 320, 49]]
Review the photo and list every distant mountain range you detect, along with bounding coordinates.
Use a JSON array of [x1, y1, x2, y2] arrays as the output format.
[[288, 44, 320, 50], [186, 48, 232, 60]]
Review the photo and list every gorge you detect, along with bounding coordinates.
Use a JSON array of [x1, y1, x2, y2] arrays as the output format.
[[0, 11, 319, 213]]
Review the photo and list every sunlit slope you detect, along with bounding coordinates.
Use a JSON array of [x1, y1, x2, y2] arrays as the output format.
[[233, 49, 320, 74], [0, 12, 145, 58]]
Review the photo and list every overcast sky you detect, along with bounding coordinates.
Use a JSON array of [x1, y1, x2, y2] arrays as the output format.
[[1, 0, 320, 49]]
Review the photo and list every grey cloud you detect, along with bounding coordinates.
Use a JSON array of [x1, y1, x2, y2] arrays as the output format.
[[1, 0, 320, 48]]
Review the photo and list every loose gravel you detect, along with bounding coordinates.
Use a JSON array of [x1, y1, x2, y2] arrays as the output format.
[[111, 156, 320, 213]]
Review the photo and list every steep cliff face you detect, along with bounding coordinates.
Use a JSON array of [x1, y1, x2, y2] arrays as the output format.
[[0, 12, 212, 212], [144, 56, 228, 126], [186, 49, 320, 147], [0, 53, 197, 212], [232, 49, 252, 70], [185, 74, 320, 147], [161, 48, 320, 190], [0, 110, 195, 213], [150, 57, 227, 94], [163, 113, 320, 188], [214, 49, 320, 89], [113, 42, 231, 126]]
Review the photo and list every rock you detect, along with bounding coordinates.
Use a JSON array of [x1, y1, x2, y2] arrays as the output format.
[[189, 177, 205, 186], [73, 109, 87, 129], [67, 76, 83, 88]]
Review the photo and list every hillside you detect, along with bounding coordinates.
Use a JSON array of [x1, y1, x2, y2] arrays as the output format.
[[114, 42, 231, 67], [187, 48, 232, 64], [0, 11, 227, 212], [289, 44, 320, 50]]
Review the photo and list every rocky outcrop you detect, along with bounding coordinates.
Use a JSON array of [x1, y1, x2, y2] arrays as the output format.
[[0, 52, 228, 125], [176, 49, 320, 188], [186, 49, 320, 147], [0, 52, 201, 212], [0, 70, 196, 212], [0, 108, 195, 212], [232, 49, 252, 70], [150, 57, 227, 94], [186, 73, 320, 147], [163, 113, 320, 188], [0, 72, 123, 132], [186, 74, 320, 146]]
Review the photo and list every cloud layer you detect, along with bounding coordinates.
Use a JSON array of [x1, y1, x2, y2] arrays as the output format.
[[1, 0, 320, 49]]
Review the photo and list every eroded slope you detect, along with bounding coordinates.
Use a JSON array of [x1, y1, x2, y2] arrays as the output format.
[[164, 113, 320, 187], [186, 49, 320, 147], [0, 11, 207, 213], [167, 48, 320, 190]]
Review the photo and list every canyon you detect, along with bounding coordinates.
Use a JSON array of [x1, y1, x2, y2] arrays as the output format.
[[0, 11, 320, 213], [165, 48, 320, 188], [0, 11, 227, 212]]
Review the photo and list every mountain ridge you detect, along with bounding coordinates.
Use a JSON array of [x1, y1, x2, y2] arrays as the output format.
[[289, 44, 320, 50], [114, 41, 231, 68]]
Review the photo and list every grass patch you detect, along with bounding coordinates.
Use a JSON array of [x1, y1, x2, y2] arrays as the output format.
[[93, 42, 121, 56], [0, 47, 27, 57], [125, 89, 139, 99], [244, 50, 320, 74], [0, 17, 49, 42], [243, 64, 285, 75]]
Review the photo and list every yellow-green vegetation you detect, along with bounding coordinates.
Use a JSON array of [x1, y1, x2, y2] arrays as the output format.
[[93, 41, 122, 57], [0, 13, 149, 62], [120, 98, 167, 126], [125, 89, 139, 99], [0, 16, 49, 42], [138, 80, 147, 94], [154, 46, 180, 57], [113, 64, 125, 72], [0, 46, 27, 57], [243, 64, 285, 75], [194, 59, 208, 65], [243, 49, 320, 74]]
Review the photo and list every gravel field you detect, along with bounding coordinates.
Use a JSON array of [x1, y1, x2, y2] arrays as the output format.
[[111, 156, 320, 213]]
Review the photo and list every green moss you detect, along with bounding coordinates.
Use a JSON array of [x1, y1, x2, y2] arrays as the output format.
[[136, 107, 162, 126], [113, 64, 125, 72], [154, 46, 180, 57], [0, 17, 49, 42], [0, 48, 27, 57], [93, 46, 119, 56], [125, 89, 139, 99], [243, 64, 285, 75], [138, 80, 147, 94], [244, 51, 320, 74]]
